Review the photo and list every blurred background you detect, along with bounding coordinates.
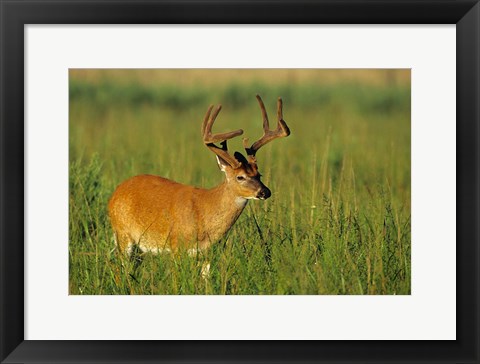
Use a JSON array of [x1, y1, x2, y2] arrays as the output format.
[[69, 69, 410, 295], [69, 69, 410, 189]]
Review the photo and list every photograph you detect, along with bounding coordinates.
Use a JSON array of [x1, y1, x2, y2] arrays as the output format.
[[69, 69, 411, 295]]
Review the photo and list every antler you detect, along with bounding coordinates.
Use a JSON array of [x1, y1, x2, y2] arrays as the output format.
[[244, 95, 291, 158], [202, 104, 244, 169]]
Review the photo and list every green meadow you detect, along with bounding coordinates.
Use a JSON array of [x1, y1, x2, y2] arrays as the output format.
[[69, 69, 411, 295]]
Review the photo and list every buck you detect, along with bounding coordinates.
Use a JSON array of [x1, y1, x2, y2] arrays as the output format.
[[108, 95, 290, 257]]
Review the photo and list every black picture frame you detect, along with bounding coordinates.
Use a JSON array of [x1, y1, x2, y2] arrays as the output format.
[[1, 1, 479, 363]]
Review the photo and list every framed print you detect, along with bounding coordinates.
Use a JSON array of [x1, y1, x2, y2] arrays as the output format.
[[1, 1, 479, 363]]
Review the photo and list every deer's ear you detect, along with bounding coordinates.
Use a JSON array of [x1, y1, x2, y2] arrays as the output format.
[[216, 155, 230, 172], [233, 152, 249, 165]]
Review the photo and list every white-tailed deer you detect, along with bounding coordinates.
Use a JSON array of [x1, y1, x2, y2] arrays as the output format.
[[108, 95, 290, 256]]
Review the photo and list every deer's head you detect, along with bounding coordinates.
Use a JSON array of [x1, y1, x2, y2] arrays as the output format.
[[202, 95, 290, 201]]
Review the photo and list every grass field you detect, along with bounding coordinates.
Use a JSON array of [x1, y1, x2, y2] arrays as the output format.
[[69, 69, 411, 295]]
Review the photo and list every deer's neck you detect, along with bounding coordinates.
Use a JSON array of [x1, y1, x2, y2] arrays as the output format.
[[197, 181, 248, 246]]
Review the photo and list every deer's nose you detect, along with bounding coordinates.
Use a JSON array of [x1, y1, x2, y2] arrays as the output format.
[[257, 187, 271, 200]]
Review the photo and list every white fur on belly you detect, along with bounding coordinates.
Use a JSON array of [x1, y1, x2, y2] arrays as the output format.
[[138, 244, 171, 254]]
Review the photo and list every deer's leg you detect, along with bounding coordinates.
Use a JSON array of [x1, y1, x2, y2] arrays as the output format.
[[187, 246, 211, 280], [201, 262, 211, 279], [114, 230, 135, 257]]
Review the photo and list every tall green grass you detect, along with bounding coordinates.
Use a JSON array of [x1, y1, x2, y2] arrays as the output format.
[[69, 71, 410, 295]]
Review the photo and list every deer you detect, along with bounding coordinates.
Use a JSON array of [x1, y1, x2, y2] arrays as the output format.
[[108, 95, 290, 260]]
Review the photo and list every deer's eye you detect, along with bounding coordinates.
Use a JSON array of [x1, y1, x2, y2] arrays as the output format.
[[236, 176, 246, 181]]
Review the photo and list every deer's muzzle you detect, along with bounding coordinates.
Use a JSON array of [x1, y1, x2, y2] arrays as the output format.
[[257, 187, 271, 200]]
